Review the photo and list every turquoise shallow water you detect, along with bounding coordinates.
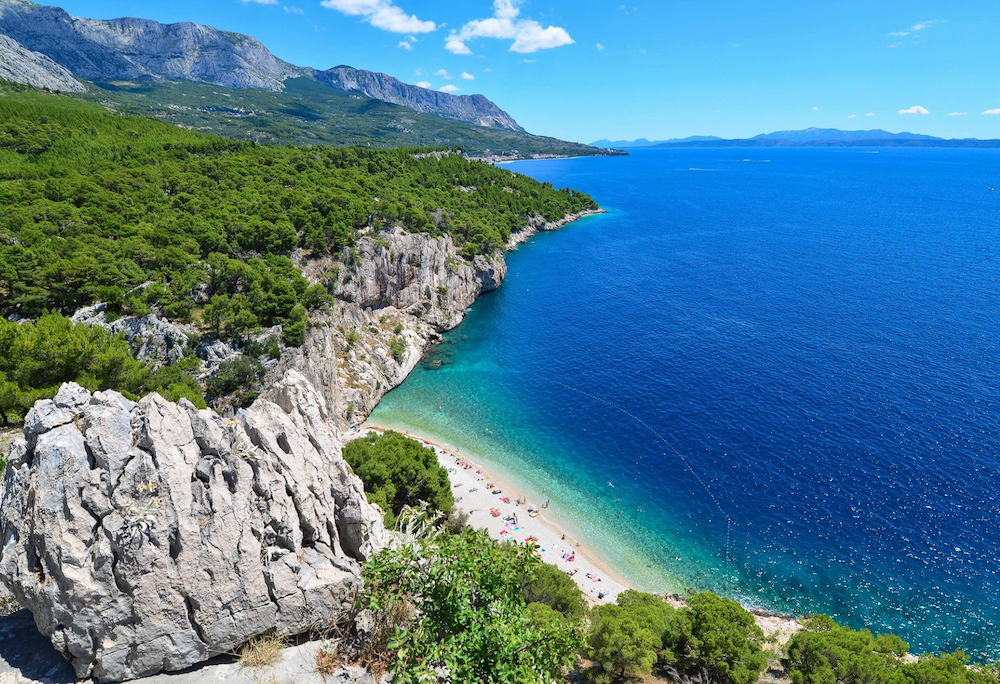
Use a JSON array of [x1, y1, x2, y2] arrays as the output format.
[[370, 148, 1000, 659]]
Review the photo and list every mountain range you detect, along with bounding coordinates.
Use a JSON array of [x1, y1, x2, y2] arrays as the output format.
[[594, 128, 1000, 148], [0, 0, 608, 156]]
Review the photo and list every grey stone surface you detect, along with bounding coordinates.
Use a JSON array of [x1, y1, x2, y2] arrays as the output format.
[[71, 303, 193, 367], [314, 65, 523, 131], [0, 32, 84, 92], [0, 377, 387, 681], [0, 608, 384, 684], [0, 0, 301, 90]]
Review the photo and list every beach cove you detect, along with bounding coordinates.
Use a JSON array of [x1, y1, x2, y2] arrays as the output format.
[[367, 148, 1000, 660]]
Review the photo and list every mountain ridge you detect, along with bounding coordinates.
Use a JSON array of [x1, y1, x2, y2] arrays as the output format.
[[0, 0, 525, 133], [595, 128, 1000, 148]]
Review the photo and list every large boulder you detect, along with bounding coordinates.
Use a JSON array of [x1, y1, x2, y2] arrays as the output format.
[[0, 372, 388, 682]]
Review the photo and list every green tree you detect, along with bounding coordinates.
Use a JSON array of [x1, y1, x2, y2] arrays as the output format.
[[675, 592, 768, 684], [588, 603, 661, 681], [783, 616, 907, 684], [343, 430, 453, 527], [359, 512, 584, 684], [521, 560, 588, 620]]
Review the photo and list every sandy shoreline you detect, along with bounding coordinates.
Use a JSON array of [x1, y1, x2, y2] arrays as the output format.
[[354, 423, 630, 604], [351, 423, 805, 642]]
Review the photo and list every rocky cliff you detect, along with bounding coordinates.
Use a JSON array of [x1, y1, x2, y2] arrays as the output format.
[[282, 213, 600, 429], [0, 0, 301, 90], [0, 32, 84, 92], [314, 66, 524, 132], [0, 374, 388, 681]]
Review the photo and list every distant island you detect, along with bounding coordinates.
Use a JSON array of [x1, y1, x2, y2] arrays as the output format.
[[594, 128, 1000, 148]]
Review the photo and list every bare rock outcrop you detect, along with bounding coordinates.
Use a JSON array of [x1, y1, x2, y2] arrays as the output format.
[[0, 373, 387, 682]]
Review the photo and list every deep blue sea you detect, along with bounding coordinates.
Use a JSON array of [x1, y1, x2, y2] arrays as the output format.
[[369, 148, 1000, 659]]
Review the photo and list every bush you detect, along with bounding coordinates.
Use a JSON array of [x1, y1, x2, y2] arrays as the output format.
[[343, 430, 453, 527], [359, 513, 584, 684], [522, 560, 587, 620], [589, 602, 661, 681], [0, 313, 204, 423], [205, 355, 264, 408], [390, 336, 406, 364]]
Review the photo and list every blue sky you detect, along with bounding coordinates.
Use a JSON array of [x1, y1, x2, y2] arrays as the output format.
[[54, 0, 1000, 143]]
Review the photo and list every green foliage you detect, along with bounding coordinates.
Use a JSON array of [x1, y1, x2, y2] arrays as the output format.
[[783, 616, 999, 684], [0, 90, 598, 340], [343, 430, 453, 527], [204, 355, 264, 408], [244, 335, 281, 361], [389, 336, 406, 364], [0, 313, 204, 423], [521, 560, 588, 620], [587, 591, 766, 684], [82, 77, 620, 158], [359, 514, 585, 684], [675, 592, 768, 684], [589, 602, 661, 681]]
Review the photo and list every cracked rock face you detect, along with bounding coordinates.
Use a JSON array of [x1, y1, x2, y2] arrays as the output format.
[[0, 373, 387, 682]]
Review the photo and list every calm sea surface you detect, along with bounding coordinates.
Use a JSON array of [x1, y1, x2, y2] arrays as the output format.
[[370, 148, 1000, 659]]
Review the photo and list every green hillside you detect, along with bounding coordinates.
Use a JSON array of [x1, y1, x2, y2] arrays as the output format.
[[0, 84, 597, 329], [82, 77, 611, 157]]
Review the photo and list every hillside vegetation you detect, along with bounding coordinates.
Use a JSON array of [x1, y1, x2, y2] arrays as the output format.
[[0, 85, 597, 334], [84, 77, 612, 157]]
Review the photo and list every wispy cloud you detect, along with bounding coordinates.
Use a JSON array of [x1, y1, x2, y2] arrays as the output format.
[[595, 42, 606, 51], [898, 105, 930, 115], [866, 112, 876, 117], [984, 109, 1000, 115], [242, 0, 278, 4], [283, 5, 304, 13], [435, 68, 452, 80], [439, 84, 461, 94], [460, 71, 475, 80], [415, 80, 432, 88], [948, 111, 967, 116], [847, 114, 857, 119], [446, 0, 573, 54], [397, 40, 412, 50], [812, 106, 819, 111], [320, 0, 435, 34], [887, 19, 942, 46]]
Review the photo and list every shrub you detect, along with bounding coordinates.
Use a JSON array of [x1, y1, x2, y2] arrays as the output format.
[[390, 336, 406, 363], [359, 512, 584, 684], [342, 430, 453, 527], [0, 313, 204, 423], [205, 355, 264, 408], [522, 560, 587, 620]]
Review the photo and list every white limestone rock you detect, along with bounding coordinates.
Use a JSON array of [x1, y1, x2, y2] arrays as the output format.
[[0, 376, 387, 681]]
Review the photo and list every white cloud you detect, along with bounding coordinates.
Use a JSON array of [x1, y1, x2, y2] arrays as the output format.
[[888, 31, 909, 37], [948, 111, 967, 116], [595, 42, 606, 51], [435, 68, 452, 79], [866, 112, 876, 117], [847, 114, 856, 119], [460, 71, 475, 80], [242, 0, 278, 4], [911, 20, 939, 31], [484, 67, 492, 73], [283, 5, 304, 13], [439, 84, 461, 94], [446, 0, 574, 54], [415, 80, 432, 88], [984, 109, 1000, 115], [397, 40, 412, 50], [898, 105, 930, 115], [812, 106, 819, 111], [320, 0, 435, 34]]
